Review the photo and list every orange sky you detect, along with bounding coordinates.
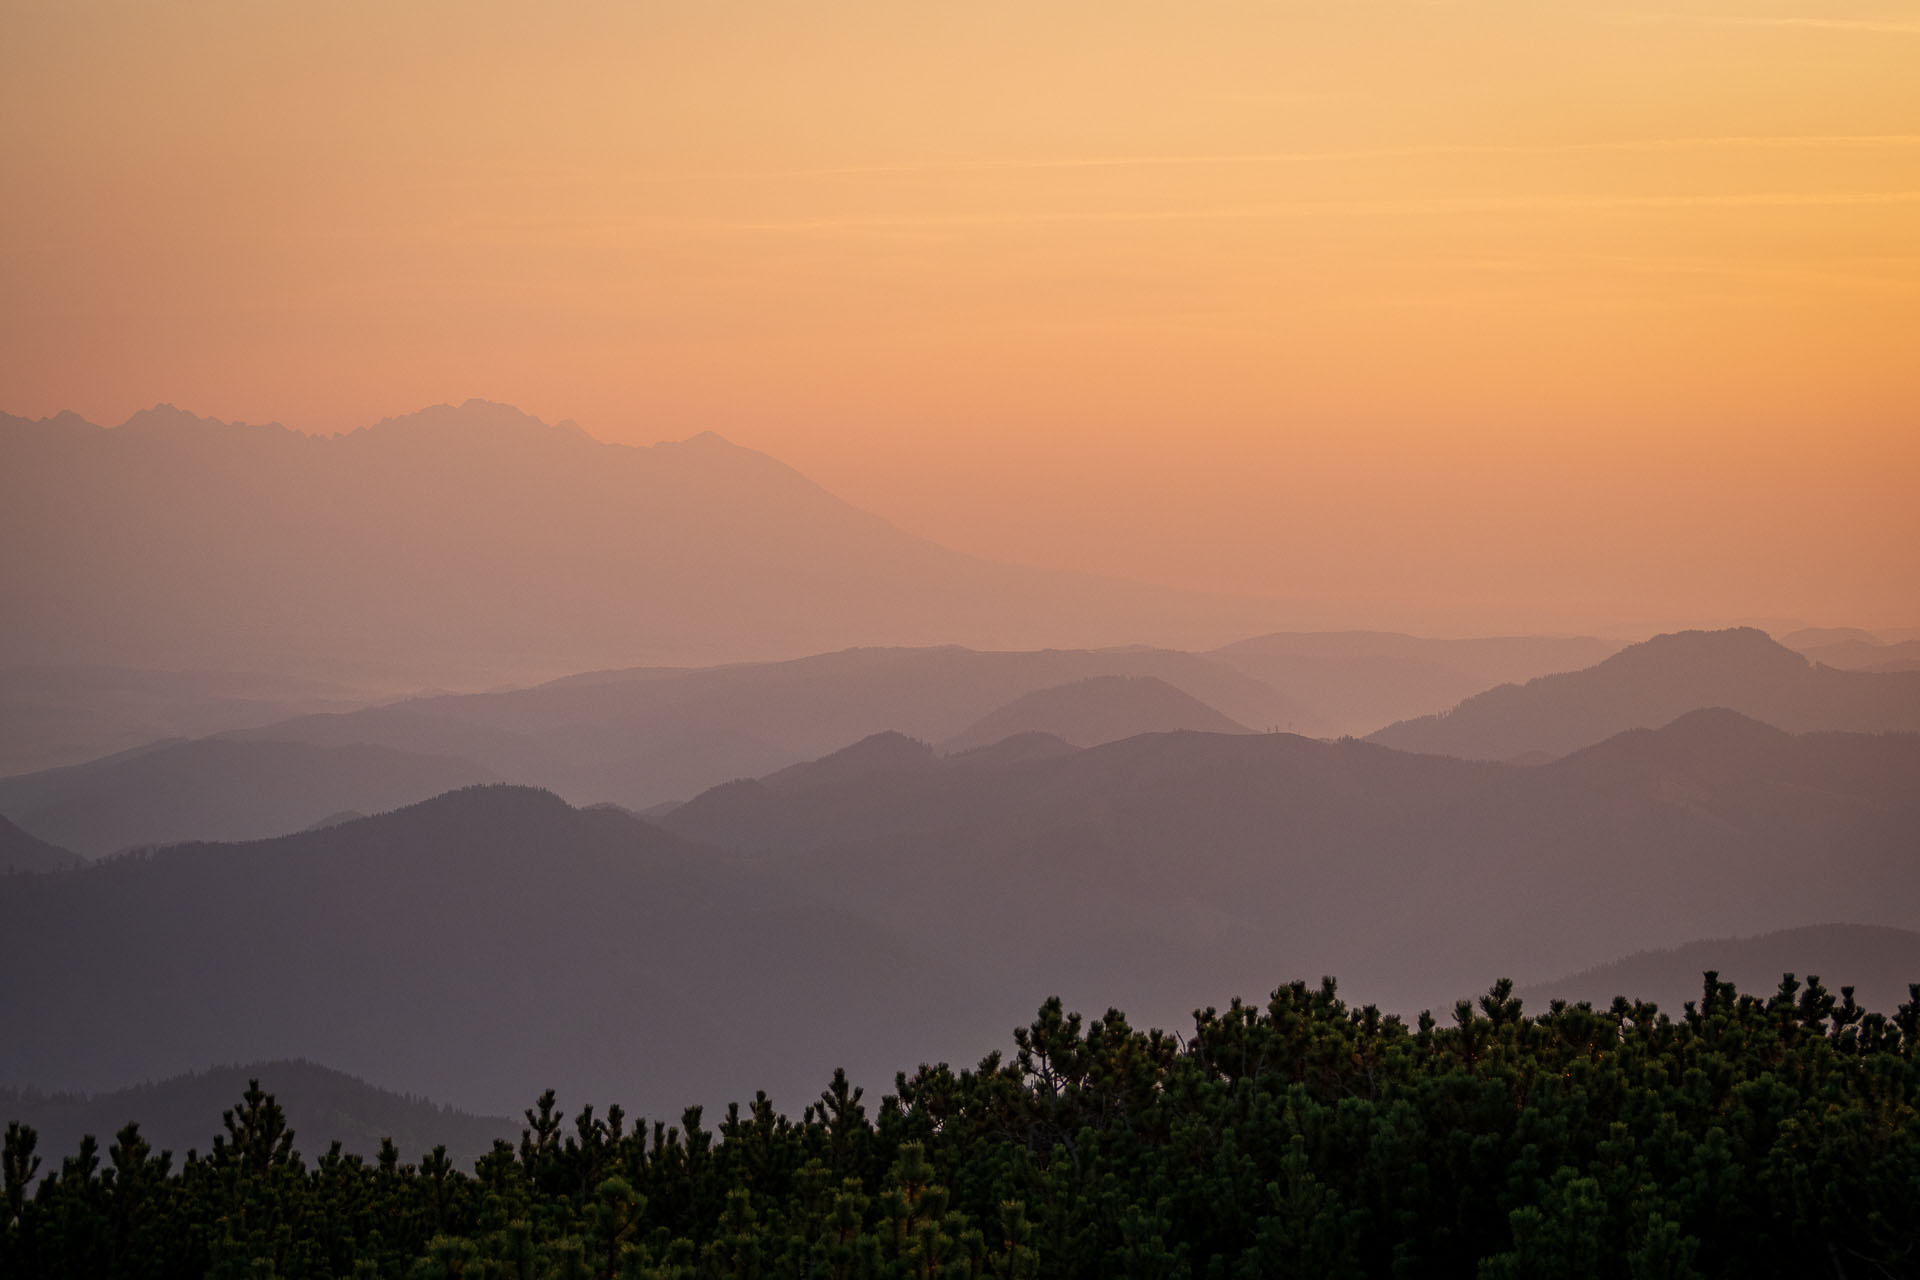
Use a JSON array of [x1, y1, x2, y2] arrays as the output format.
[[3, 0, 1917, 631]]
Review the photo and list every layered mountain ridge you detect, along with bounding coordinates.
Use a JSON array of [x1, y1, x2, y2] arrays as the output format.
[[9, 625, 1914, 853], [7, 714, 1914, 1119], [0, 738, 499, 858], [1369, 628, 1920, 760]]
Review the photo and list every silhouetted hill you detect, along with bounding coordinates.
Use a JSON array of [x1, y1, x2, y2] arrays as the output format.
[[1208, 631, 1617, 737], [664, 713, 1920, 1022], [939, 675, 1248, 754], [0, 1060, 514, 1170], [760, 730, 935, 794], [0, 816, 79, 874], [0, 738, 500, 857], [1366, 628, 1920, 760], [227, 644, 1308, 809], [0, 786, 1002, 1118], [1521, 924, 1920, 1016], [10, 720, 1914, 1119], [0, 402, 1298, 681], [659, 729, 1071, 856]]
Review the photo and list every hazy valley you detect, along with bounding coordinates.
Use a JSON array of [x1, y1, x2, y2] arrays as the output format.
[[3, 402, 1915, 1277], [10, 4, 1920, 1265]]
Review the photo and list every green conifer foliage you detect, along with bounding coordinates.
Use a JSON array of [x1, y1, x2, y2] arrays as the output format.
[[4, 974, 1918, 1278]]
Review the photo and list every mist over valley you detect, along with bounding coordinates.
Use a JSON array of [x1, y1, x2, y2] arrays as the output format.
[[8, 1, 1918, 1261]]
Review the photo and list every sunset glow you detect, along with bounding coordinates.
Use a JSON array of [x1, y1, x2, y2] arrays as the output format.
[[4, 0, 1917, 627]]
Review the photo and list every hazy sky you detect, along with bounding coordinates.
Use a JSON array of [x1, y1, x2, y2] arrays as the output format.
[[4, 0, 1917, 629]]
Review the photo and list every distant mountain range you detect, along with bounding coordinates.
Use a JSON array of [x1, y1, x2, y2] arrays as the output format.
[[210, 630, 1748, 813], [1368, 628, 1920, 760], [0, 664, 377, 777], [1521, 923, 1920, 1016], [0, 628, 1640, 784], [1781, 626, 1920, 674], [7, 714, 1914, 1118], [0, 737, 498, 857], [0, 1060, 515, 1172], [8, 625, 1909, 851], [0, 401, 1300, 680], [218, 644, 1309, 812]]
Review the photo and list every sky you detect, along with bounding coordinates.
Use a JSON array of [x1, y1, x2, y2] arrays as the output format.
[[3, 0, 1917, 631]]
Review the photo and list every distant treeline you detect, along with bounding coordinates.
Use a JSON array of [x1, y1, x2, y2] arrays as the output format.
[[5, 975, 1918, 1279]]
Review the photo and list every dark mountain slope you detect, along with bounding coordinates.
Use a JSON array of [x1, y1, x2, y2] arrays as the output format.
[[0, 816, 79, 874], [0, 402, 1294, 680], [664, 715, 1920, 1025], [760, 730, 935, 793], [1521, 923, 1920, 1016], [228, 643, 1307, 809], [10, 720, 1914, 1121], [0, 1060, 515, 1170], [0, 786, 1002, 1118], [1367, 628, 1920, 760], [940, 675, 1248, 754], [0, 737, 500, 857]]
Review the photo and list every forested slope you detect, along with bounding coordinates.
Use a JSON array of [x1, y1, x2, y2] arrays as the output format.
[[5, 975, 1916, 1278]]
